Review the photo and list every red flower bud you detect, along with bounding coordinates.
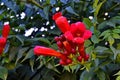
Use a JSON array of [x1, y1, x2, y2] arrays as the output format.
[[60, 34, 66, 41], [54, 36, 60, 42], [55, 16, 70, 33], [66, 58, 72, 64], [84, 54, 89, 61], [71, 48, 76, 54], [2, 24, 10, 38], [77, 56, 82, 62], [0, 37, 6, 48], [57, 41, 63, 48], [63, 51, 70, 56], [52, 12, 62, 20], [59, 59, 67, 65]]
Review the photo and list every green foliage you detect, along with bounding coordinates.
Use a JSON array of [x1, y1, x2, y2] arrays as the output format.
[[0, 0, 120, 80]]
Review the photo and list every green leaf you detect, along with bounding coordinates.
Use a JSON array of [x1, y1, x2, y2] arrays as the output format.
[[29, 58, 34, 72], [0, 66, 8, 80], [110, 46, 118, 60], [91, 35, 100, 44], [46, 0, 50, 4], [106, 21, 115, 27], [96, 69, 106, 80], [93, 0, 99, 9], [114, 71, 120, 76], [29, 38, 51, 46], [21, 49, 34, 62], [9, 35, 24, 46], [95, 46, 108, 53], [50, 0, 56, 5], [15, 47, 29, 64], [86, 46, 94, 54], [108, 36, 114, 46], [60, 72, 76, 80], [60, 0, 67, 4], [65, 6, 79, 16], [80, 69, 94, 80], [64, 66, 71, 72], [117, 43, 120, 49], [84, 40, 92, 47], [94, 0, 106, 17], [98, 21, 107, 30], [110, 46, 117, 54], [100, 30, 110, 37], [43, 6, 50, 20], [9, 47, 18, 61], [112, 29, 120, 34], [48, 28, 61, 35], [46, 63, 60, 73], [69, 64, 80, 73], [103, 33, 111, 39], [116, 76, 120, 80], [112, 33, 120, 39], [15, 35, 24, 46], [116, 53, 120, 63], [39, 38, 51, 46], [83, 18, 93, 29], [83, 62, 92, 71]]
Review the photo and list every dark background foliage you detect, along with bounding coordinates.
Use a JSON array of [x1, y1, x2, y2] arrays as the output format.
[[0, 0, 120, 80]]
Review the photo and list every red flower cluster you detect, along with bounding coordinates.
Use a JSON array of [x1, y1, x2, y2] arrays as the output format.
[[0, 24, 10, 55], [34, 12, 92, 65]]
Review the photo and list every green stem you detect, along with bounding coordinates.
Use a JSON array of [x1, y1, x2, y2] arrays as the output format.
[[29, 0, 43, 9]]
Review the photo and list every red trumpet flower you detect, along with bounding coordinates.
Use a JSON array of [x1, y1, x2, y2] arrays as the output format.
[[34, 12, 92, 65], [0, 24, 10, 55], [34, 46, 67, 61], [2, 24, 10, 38], [52, 12, 70, 33], [0, 37, 6, 48], [0, 37, 6, 55]]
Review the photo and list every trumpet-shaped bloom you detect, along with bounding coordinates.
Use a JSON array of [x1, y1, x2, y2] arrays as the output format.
[[52, 12, 62, 20], [34, 46, 67, 60], [70, 22, 86, 37], [2, 24, 10, 38], [64, 31, 74, 41], [0, 37, 6, 48], [0, 24, 10, 55], [34, 12, 92, 65], [0, 37, 6, 55], [53, 12, 70, 33]]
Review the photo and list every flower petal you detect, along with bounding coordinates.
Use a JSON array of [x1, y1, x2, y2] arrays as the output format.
[[64, 31, 74, 41], [63, 41, 72, 53], [2, 24, 10, 38], [70, 22, 86, 37], [52, 12, 62, 20], [75, 22, 86, 32], [34, 46, 67, 60], [78, 44, 86, 57], [73, 37, 84, 44], [55, 16, 70, 33], [82, 30, 92, 40], [0, 37, 6, 48]]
